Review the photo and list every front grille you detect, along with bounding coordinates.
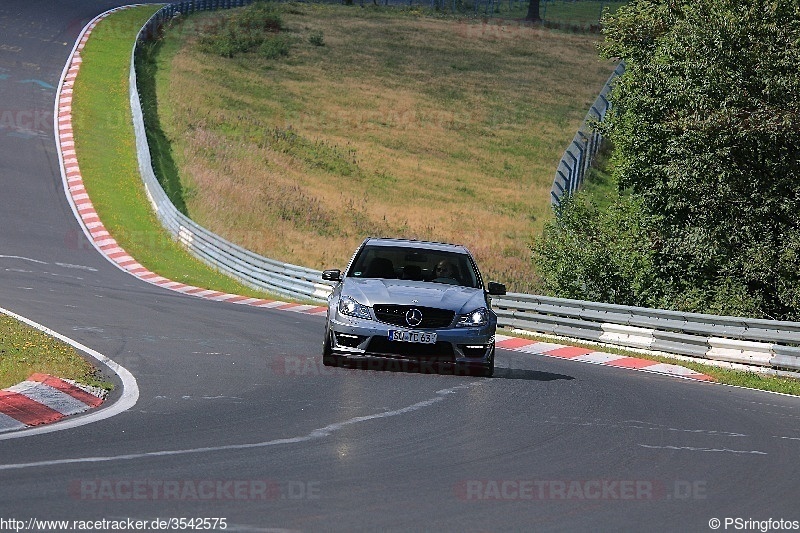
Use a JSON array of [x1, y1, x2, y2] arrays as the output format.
[[373, 305, 455, 329], [366, 337, 454, 359]]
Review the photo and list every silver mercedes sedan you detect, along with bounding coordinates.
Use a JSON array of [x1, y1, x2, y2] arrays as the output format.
[[321, 237, 506, 376]]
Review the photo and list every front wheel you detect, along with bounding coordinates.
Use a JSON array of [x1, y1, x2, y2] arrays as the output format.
[[322, 328, 340, 367], [482, 345, 495, 377]]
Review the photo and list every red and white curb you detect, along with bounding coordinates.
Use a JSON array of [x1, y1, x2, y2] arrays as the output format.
[[54, 8, 711, 385], [495, 334, 714, 381], [55, 7, 329, 320], [0, 374, 106, 433]]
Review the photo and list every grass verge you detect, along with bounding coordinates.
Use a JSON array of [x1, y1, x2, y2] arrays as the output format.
[[503, 328, 800, 396], [71, 5, 289, 301], [0, 315, 110, 390]]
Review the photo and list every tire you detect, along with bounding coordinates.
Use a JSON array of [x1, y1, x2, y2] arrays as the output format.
[[482, 345, 495, 377], [479, 363, 494, 378], [322, 328, 340, 367]]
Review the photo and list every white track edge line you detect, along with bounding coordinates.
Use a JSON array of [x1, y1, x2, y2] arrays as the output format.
[[0, 308, 139, 440]]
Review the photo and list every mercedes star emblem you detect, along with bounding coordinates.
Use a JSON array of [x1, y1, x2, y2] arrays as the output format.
[[405, 308, 423, 327]]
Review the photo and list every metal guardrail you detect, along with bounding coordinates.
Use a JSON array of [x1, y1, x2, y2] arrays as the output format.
[[550, 62, 624, 206], [492, 294, 800, 371], [127, 2, 800, 373]]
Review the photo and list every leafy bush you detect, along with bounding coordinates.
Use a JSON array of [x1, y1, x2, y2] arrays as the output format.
[[539, 0, 800, 319], [532, 191, 659, 307], [259, 35, 291, 59], [308, 30, 325, 47], [199, 2, 286, 58]]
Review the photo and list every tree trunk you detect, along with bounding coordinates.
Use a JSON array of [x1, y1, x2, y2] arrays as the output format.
[[525, 0, 541, 21]]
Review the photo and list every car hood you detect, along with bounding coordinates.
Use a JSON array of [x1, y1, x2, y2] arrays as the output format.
[[342, 278, 487, 313]]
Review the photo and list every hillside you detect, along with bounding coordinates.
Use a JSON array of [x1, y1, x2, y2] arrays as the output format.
[[146, 4, 614, 292]]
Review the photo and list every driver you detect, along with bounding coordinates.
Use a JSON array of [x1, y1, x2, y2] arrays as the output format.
[[433, 260, 459, 284]]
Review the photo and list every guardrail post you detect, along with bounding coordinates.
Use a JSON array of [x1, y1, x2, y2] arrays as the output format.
[[564, 149, 578, 195], [573, 133, 589, 190]]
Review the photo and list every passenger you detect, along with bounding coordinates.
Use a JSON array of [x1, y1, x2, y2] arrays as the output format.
[[364, 257, 395, 279]]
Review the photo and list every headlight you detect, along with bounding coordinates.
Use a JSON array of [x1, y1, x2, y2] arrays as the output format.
[[456, 307, 488, 327], [339, 296, 372, 320]]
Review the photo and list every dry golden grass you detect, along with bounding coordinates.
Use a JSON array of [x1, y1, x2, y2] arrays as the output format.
[[154, 5, 614, 291]]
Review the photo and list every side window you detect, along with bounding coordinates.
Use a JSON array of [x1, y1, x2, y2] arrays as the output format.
[[348, 247, 397, 279]]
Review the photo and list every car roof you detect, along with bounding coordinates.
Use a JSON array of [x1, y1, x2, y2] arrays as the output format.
[[362, 237, 471, 254]]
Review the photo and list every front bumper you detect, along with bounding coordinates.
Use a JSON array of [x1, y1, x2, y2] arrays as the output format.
[[327, 313, 495, 365]]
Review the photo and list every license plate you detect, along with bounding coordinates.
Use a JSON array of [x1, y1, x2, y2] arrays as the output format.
[[388, 330, 437, 344]]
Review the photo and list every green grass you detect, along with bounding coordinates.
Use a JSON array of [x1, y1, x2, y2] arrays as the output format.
[[0, 315, 110, 390], [71, 5, 289, 301], [504, 328, 800, 396]]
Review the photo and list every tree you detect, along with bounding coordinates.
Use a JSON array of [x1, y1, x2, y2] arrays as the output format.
[[525, 0, 541, 22], [534, 0, 800, 319]]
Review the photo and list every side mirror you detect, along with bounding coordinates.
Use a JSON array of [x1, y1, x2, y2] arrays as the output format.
[[487, 282, 506, 296], [322, 269, 342, 282]]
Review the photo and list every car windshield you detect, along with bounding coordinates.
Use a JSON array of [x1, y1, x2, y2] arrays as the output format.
[[347, 245, 480, 289]]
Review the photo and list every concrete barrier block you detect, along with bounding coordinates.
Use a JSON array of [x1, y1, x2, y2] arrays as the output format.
[[599, 323, 655, 349], [706, 337, 773, 366]]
